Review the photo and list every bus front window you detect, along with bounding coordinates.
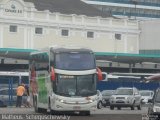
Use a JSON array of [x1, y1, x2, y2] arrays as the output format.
[[55, 53, 95, 70], [55, 74, 96, 97], [77, 75, 96, 96]]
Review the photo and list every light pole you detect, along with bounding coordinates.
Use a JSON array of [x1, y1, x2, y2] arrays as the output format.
[[131, 0, 138, 20]]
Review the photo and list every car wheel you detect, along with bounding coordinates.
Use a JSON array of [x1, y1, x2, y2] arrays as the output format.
[[80, 111, 90, 116], [97, 101, 103, 109], [117, 107, 121, 110], [131, 101, 135, 110], [110, 106, 114, 110], [137, 103, 142, 110], [131, 106, 135, 110]]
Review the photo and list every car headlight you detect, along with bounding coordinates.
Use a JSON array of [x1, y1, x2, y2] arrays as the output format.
[[110, 96, 114, 100], [127, 97, 132, 101], [153, 106, 160, 112]]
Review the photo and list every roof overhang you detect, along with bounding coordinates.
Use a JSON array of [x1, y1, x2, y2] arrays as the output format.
[[95, 52, 160, 64], [0, 48, 37, 60], [0, 48, 160, 64]]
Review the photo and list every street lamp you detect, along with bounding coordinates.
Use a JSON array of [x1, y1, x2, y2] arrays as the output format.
[[131, 0, 138, 20]]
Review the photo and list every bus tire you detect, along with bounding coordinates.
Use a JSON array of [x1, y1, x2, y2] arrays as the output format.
[[47, 97, 52, 114], [34, 96, 39, 113], [80, 111, 90, 116]]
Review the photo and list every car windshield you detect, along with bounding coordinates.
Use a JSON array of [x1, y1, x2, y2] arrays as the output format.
[[115, 88, 133, 95], [102, 90, 114, 96], [140, 91, 151, 96]]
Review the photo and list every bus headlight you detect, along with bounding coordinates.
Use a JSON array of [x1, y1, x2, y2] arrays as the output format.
[[60, 99, 65, 103], [86, 97, 96, 103], [56, 97, 66, 103]]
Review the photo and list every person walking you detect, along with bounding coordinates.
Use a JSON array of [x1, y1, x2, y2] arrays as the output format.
[[24, 85, 32, 107], [16, 83, 25, 107]]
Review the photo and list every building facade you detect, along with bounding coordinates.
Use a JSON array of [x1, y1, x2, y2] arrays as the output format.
[[139, 20, 160, 54], [83, 0, 160, 19], [0, 0, 159, 75], [0, 0, 140, 54]]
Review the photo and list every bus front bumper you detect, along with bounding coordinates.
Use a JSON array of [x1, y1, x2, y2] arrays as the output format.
[[52, 100, 97, 111]]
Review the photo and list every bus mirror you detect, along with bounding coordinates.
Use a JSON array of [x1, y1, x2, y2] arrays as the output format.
[[51, 66, 55, 81], [97, 67, 102, 81], [102, 72, 108, 81]]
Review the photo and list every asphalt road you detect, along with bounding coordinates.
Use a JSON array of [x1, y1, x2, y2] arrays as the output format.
[[0, 106, 149, 120]]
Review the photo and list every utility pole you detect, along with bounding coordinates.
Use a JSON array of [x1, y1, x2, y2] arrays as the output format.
[[131, 0, 138, 20]]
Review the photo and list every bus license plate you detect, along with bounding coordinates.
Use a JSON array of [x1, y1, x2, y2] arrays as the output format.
[[73, 106, 81, 110]]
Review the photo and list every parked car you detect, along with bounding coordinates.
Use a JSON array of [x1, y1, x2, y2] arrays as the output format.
[[0, 87, 28, 107], [109, 87, 142, 110], [101, 90, 115, 107], [140, 90, 154, 104], [148, 88, 160, 119], [97, 90, 103, 109]]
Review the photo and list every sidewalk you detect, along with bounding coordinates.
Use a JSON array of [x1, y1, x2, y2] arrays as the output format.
[[0, 107, 34, 114]]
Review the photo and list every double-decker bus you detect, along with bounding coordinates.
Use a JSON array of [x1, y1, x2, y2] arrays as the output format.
[[30, 46, 103, 115]]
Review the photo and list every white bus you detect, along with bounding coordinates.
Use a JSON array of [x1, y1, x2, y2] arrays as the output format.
[[30, 46, 103, 115]]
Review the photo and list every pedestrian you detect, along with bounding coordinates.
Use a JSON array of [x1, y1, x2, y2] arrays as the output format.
[[24, 85, 32, 107], [16, 83, 25, 107]]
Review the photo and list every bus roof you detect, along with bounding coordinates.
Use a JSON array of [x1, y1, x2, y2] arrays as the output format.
[[51, 46, 93, 52]]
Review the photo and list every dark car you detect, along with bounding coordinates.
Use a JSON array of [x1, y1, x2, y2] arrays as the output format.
[[148, 88, 160, 119], [101, 90, 115, 107]]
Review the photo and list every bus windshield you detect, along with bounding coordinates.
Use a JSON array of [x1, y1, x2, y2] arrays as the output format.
[[55, 52, 95, 70], [55, 74, 97, 97]]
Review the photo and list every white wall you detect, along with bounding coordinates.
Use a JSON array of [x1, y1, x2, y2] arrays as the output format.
[[0, 0, 140, 54]]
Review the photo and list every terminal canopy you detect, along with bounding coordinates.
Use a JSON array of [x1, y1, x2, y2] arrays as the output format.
[[0, 48, 37, 60], [1, 48, 160, 64], [95, 52, 160, 64]]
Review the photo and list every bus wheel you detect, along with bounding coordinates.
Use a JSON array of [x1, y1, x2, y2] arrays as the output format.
[[80, 111, 90, 116], [47, 98, 52, 114], [34, 96, 39, 113]]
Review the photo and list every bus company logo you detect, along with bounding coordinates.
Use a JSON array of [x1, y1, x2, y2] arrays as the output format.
[[11, 4, 16, 9], [4, 4, 23, 14]]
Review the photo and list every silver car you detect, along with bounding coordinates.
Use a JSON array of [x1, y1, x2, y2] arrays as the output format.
[[139, 90, 154, 104], [110, 87, 142, 110]]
